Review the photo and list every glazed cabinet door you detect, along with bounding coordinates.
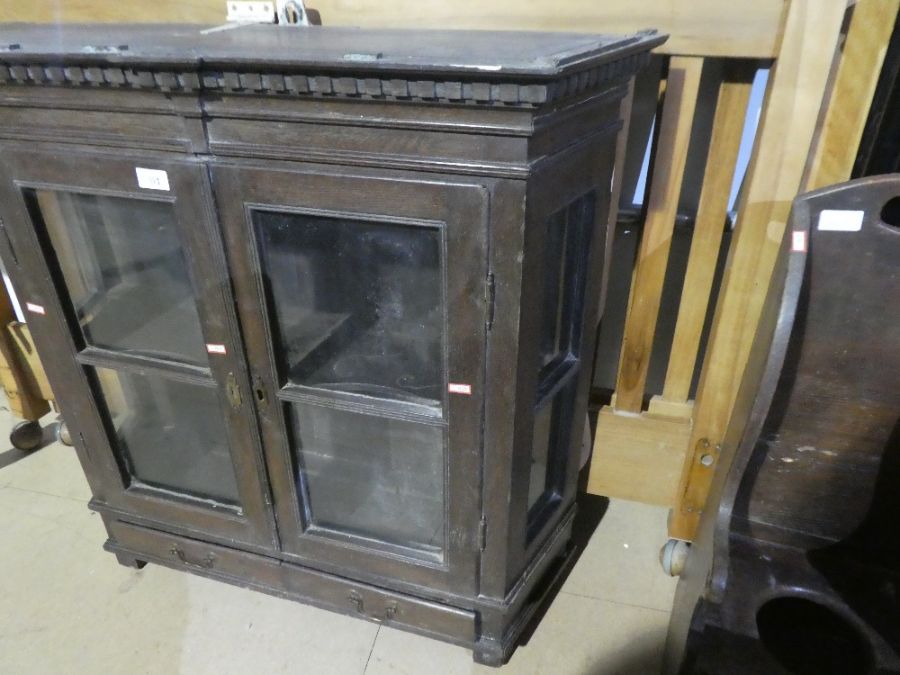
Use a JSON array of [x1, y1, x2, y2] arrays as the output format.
[[212, 163, 488, 596], [0, 147, 276, 551]]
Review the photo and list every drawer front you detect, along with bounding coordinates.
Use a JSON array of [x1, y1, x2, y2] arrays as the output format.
[[105, 519, 477, 646]]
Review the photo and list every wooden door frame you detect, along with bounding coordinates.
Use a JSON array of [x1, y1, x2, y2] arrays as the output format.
[[0, 144, 278, 551], [210, 158, 490, 599]]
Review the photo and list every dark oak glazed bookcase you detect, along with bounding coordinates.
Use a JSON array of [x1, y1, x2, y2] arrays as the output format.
[[0, 24, 661, 663]]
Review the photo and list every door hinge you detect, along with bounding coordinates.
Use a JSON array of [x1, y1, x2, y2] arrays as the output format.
[[226, 372, 242, 408], [478, 518, 487, 551], [485, 272, 496, 331]]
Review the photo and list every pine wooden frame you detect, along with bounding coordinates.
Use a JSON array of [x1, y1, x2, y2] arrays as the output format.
[[589, 0, 897, 541]]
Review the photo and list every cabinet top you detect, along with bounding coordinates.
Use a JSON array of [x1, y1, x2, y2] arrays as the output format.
[[0, 23, 664, 78]]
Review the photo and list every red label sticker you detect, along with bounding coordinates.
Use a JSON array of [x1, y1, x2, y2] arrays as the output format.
[[25, 302, 46, 315], [791, 230, 807, 252], [448, 383, 472, 395], [206, 343, 227, 355]]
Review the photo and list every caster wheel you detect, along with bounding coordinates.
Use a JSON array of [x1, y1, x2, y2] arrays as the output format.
[[56, 421, 73, 446], [10, 420, 43, 452], [660, 538, 691, 577]]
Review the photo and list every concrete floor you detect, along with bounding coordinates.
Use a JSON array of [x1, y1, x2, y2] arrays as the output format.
[[0, 408, 677, 675]]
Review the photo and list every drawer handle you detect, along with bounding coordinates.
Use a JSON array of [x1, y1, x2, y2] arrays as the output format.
[[348, 590, 398, 623], [170, 544, 216, 570]]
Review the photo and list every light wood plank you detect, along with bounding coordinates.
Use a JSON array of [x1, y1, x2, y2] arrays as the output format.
[[597, 78, 635, 323], [659, 64, 755, 404], [805, 0, 900, 190], [588, 405, 692, 506], [613, 55, 703, 413], [0, 0, 225, 23], [0, 285, 50, 421], [7, 323, 54, 402], [668, 0, 849, 541], [0, 0, 786, 57]]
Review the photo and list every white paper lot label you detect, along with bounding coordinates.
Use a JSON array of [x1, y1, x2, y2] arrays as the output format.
[[818, 209, 863, 232], [25, 302, 46, 315], [135, 167, 170, 191]]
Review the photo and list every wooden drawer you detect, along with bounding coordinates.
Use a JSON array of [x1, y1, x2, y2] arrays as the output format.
[[104, 518, 477, 647]]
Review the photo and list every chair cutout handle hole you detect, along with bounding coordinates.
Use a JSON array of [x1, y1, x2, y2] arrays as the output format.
[[880, 196, 900, 229]]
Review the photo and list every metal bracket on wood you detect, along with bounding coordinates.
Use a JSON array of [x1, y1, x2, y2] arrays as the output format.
[[275, 0, 310, 25]]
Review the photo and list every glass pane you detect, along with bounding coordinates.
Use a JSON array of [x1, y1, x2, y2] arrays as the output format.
[[528, 400, 554, 510], [92, 366, 240, 505], [537, 194, 596, 371], [29, 190, 208, 366], [253, 210, 443, 407], [527, 383, 576, 513], [289, 402, 445, 555], [538, 209, 569, 369]]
